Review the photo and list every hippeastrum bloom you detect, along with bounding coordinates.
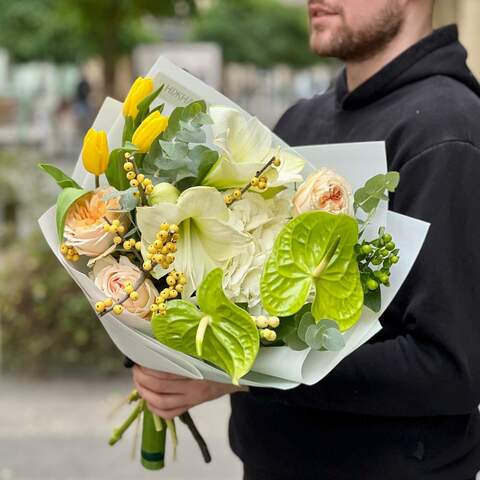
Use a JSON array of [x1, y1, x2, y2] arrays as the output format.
[[136, 186, 251, 297], [132, 111, 169, 153], [123, 76, 154, 119], [201, 105, 305, 190], [82, 128, 109, 176]]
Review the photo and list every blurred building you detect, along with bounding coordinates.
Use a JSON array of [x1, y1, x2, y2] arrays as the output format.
[[434, 0, 480, 77]]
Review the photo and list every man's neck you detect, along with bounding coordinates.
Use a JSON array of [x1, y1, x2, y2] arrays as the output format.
[[345, 23, 433, 92]]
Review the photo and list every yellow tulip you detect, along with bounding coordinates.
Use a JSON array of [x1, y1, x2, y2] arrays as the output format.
[[132, 111, 169, 153], [123, 76, 154, 119], [82, 128, 109, 176]]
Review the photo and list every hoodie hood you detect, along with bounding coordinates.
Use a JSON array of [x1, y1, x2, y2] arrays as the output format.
[[336, 25, 480, 110]]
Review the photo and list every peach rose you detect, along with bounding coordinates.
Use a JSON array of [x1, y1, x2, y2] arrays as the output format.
[[292, 168, 354, 216], [64, 187, 125, 259], [92, 256, 158, 319]]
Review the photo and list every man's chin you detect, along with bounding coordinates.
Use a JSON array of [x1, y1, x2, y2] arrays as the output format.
[[310, 32, 336, 57]]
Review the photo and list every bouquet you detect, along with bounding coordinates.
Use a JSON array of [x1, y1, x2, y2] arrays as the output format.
[[38, 57, 429, 471]]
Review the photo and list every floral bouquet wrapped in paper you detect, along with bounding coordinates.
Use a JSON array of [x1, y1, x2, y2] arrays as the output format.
[[38, 57, 429, 471]]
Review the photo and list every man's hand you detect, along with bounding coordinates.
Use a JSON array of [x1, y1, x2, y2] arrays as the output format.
[[133, 365, 247, 419]]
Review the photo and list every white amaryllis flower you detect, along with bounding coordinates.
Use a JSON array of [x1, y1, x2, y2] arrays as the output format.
[[136, 186, 251, 298], [63, 187, 126, 263], [292, 168, 354, 217], [92, 256, 158, 319], [202, 105, 304, 190], [223, 192, 291, 307]]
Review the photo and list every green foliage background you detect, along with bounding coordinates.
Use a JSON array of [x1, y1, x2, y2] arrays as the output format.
[[192, 0, 319, 67], [0, 151, 122, 374]]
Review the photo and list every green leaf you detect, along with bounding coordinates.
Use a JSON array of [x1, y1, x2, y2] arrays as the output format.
[[322, 326, 346, 351], [364, 287, 381, 312], [56, 187, 88, 241], [188, 145, 219, 186], [162, 106, 185, 141], [354, 172, 400, 215], [260, 211, 364, 331], [182, 100, 207, 122], [105, 149, 130, 191], [134, 85, 164, 129], [151, 268, 259, 384], [38, 163, 81, 189], [122, 116, 135, 145]]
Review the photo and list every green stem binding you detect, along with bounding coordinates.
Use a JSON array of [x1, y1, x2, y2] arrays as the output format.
[[141, 407, 166, 470]]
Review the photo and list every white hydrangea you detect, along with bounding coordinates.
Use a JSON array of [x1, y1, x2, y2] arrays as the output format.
[[223, 192, 291, 308]]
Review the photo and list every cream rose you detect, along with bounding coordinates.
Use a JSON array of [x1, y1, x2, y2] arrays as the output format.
[[92, 256, 158, 319], [64, 187, 125, 259], [292, 168, 354, 216]]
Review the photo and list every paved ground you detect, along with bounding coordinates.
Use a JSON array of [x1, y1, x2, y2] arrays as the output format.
[[0, 375, 243, 480]]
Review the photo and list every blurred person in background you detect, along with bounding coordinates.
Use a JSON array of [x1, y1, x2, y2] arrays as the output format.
[[73, 74, 92, 135], [133, 0, 480, 478]]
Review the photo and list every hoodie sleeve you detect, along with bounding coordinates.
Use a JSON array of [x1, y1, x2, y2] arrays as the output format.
[[249, 141, 480, 416]]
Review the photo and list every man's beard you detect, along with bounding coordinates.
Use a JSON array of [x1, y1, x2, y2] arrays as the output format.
[[310, 1, 404, 62]]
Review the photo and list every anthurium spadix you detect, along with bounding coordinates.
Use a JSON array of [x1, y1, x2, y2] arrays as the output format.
[[201, 105, 305, 190], [260, 211, 364, 331], [136, 187, 250, 297], [151, 268, 260, 385]]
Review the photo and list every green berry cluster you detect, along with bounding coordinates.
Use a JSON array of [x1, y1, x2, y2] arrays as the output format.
[[356, 228, 400, 292]]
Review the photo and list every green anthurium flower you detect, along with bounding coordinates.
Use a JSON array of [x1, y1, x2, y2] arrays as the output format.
[[151, 268, 260, 385], [260, 211, 364, 331], [201, 105, 304, 189], [136, 186, 250, 297]]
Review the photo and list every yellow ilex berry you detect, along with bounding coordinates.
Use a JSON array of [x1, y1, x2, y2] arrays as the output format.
[[145, 184, 154, 195], [104, 298, 113, 307], [112, 220, 120, 228], [143, 178, 152, 186], [169, 224, 179, 234], [143, 260, 152, 271], [273, 157, 281, 167], [126, 171, 136, 180], [124, 161, 134, 172], [117, 225, 125, 234], [135, 241, 142, 251], [257, 181, 267, 190], [166, 275, 176, 286], [150, 304, 159, 313], [224, 194, 233, 205], [233, 189, 242, 200], [103, 223, 111, 233], [250, 177, 259, 187], [166, 242, 176, 253], [72, 254, 80, 262], [175, 284, 184, 293], [262, 329, 277, 342], [136, 174, 145, 183], [130, 179, 139, 187], [95, 301, 106, 313], [130, 291, 139, 301], [157, 302, 167, 312], [113, 236, 122, 245], [268, 316, 280, 328], [67, 248, 75, 257], [123, 241, 132, 251], [60, 244, 68, 255], [255, 315, 269, 329], [153, 240, 163, 249], [160, 223, 170, 231], [113, 304, 124, 315], [178, 275, 187, 285], [124, 284, 134, 294], [133, 191, 140, 199], [169, 289, 178, 299], [109, 225, 117, 234]]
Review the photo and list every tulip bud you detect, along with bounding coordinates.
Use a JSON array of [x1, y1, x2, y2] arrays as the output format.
[[132, 111, 169, 153], [148, 182, 180, 205], [82, 128, 109, 176], [123, 76, 154, 119]]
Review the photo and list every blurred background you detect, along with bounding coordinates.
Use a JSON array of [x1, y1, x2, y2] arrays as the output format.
[[0, 1, 478, 479]]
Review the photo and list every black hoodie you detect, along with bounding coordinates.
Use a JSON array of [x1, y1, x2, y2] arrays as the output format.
[[229, 25, 480, 480]]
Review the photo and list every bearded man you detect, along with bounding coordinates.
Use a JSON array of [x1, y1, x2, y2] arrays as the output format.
[[133, 1, 480, 478]]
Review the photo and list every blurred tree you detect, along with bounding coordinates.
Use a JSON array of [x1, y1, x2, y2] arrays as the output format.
[[192, 0, 318, 68], [0, 0, 196, 95]]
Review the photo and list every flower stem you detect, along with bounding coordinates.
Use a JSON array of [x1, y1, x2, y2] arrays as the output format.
[[95, 175, 100, 189], [109, 399, 145, 446], [130, 154, 148, 206], [179, 411, 211, 463]]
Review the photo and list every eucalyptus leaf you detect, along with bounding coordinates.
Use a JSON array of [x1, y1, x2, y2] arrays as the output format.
[[182, 100, 207, 122], [284, 331, 308, 351], [151, 268, 259, 384], [260, 211, 364, 331], [159, 141, 189, 162], [191, 112, 214, 127], [56, 187, 88, 241], [176, 126, 206, 144], [305, 324, 324, 350], [297, 312, 315, 342], [38, 163, 80, 189], [162, 106, 185, 141], [322, 327, 346, 351]]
